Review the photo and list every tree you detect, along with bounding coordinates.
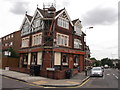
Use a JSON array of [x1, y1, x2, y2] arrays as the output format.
[[101, 58, 113, 67], [90, 57, 97, 61], [8, 48, 19, 58]]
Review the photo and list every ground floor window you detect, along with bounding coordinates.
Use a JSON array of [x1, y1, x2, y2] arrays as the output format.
[[31, 52, 37, 65], [73, 55, 79, 67], [22, 54, 28, 68], [62, 54, 69, 66]]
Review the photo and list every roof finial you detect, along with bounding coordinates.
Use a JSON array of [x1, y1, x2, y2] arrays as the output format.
[[25, 11, 27, 15], [37, 4, 38, 8]]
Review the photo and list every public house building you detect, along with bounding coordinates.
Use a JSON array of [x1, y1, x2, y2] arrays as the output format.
[[19, 5, 86, 79]]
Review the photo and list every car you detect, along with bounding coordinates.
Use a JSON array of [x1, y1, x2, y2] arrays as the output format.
[[91, 67, 103, 77], [104, 64, 109, 69]]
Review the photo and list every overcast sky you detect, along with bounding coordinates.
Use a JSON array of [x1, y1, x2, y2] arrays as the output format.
[[0, 0, 119, 60]]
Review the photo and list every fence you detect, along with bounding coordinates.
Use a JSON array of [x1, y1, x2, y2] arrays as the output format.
[[0, 57, 19, 69]]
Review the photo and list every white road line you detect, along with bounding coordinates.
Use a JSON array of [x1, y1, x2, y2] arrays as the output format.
[[115, 76, 118, 79], [107, 74, 110, 75], [112, 74, 118, 79]]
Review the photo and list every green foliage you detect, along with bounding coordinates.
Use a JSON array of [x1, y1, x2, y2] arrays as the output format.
[[90, 57, 97, 61], [101, 58, 113, 67], [94, 61, 101, 67], [7, 48, 19, 58]]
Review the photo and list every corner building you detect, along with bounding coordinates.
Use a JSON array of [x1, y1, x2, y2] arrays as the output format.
[[19, 5, 86, 79]]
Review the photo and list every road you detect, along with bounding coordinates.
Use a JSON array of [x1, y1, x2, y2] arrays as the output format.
[[1, 68, 119, 89], [80, 68, 119, 88], [1, 75, 43, 89]]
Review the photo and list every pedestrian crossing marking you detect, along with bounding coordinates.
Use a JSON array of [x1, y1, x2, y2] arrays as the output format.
[[33, 81, 48, 84]]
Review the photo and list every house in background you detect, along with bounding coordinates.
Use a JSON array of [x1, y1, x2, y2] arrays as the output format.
[[0, 30, 21, 68], [10, 4, 88, 79]]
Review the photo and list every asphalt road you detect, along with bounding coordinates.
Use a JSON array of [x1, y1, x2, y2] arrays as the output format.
[[80, 68, 119, 88], [1, 75, 43, 89]]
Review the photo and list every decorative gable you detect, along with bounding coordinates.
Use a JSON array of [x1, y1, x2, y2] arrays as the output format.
[[74, 20, 82, 36], [55, 8, 73, 26], [20, 15, 31, 36], [59, 12, 69, 20], [31, 11, 44, 32]]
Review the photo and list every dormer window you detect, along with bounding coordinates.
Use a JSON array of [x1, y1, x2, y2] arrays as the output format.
[[58, 17, 69, 29]]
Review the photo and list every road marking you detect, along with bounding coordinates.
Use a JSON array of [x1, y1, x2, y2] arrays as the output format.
[[112, 74, 118, 79], [33, 81, 48, 84], [44, 87, 56, 88], [107, 74, 110, 75], [66, 81, 79, 84], [74, 78, 90, 88], [115, 76, 118, 79]]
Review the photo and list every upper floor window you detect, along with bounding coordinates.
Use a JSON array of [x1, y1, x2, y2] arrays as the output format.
[[22, 23, 30, 36], [56, 33, 69, 47], [58, 17, 69, 29], [32, 33, 42, 46], [33, 19, 44, 32], [74, 26, 82, 36], [9, 42, 13, 46], [11, 34, 14, 38], [34, 19, 41, 28], [21, 36, 29, 48], [74, 39, 82, 49], [5, 43, 8, 46]]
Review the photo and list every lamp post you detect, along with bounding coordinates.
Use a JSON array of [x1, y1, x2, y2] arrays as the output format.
[[84, 27, 93, 76]]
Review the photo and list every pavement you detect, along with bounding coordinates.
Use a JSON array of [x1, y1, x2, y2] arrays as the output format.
[[0, 69, 90, 87]]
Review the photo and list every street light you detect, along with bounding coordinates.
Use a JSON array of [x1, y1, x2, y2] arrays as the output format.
[[84, 26, 93, 76]]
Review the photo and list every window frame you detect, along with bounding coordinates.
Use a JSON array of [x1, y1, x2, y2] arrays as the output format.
[[56, 33, 69, 47]]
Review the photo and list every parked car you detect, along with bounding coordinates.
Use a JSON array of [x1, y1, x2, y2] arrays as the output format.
[[91, 67, 103, 77], [104, 64, 109, 69]]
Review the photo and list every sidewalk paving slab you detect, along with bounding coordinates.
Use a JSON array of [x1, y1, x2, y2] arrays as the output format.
[[0, 69, 90, 87]]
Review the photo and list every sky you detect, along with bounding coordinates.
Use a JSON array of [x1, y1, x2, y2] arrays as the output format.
[[0, 0, 119, 60]]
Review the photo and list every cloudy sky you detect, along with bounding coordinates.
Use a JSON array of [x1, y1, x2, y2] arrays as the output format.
[[0, 0, 119, 60]]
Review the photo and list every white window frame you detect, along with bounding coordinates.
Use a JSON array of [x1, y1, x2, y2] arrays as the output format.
[[21, 36, 29, 48], [9, 42, 13, 46], [58, 17, 69, 29], [32, 33, 42, 46], [56, 33, 69, 47], [62, 54, 69, 66], [74, 39, 82, 49]]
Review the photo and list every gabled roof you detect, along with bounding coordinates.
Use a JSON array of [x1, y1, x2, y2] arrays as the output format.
[[55, 8, 65, 16], [37, 8, 48, 18], [26, 14, 33, 22], [55, 8, 73, 26], [72, 19, 81, 25], [20, 14, 32, 30]]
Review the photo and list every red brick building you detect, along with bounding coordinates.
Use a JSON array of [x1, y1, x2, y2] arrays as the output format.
[[19, 5, 86, 79], [1, 30, 21, 57], [0, 30, 21, 69]]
